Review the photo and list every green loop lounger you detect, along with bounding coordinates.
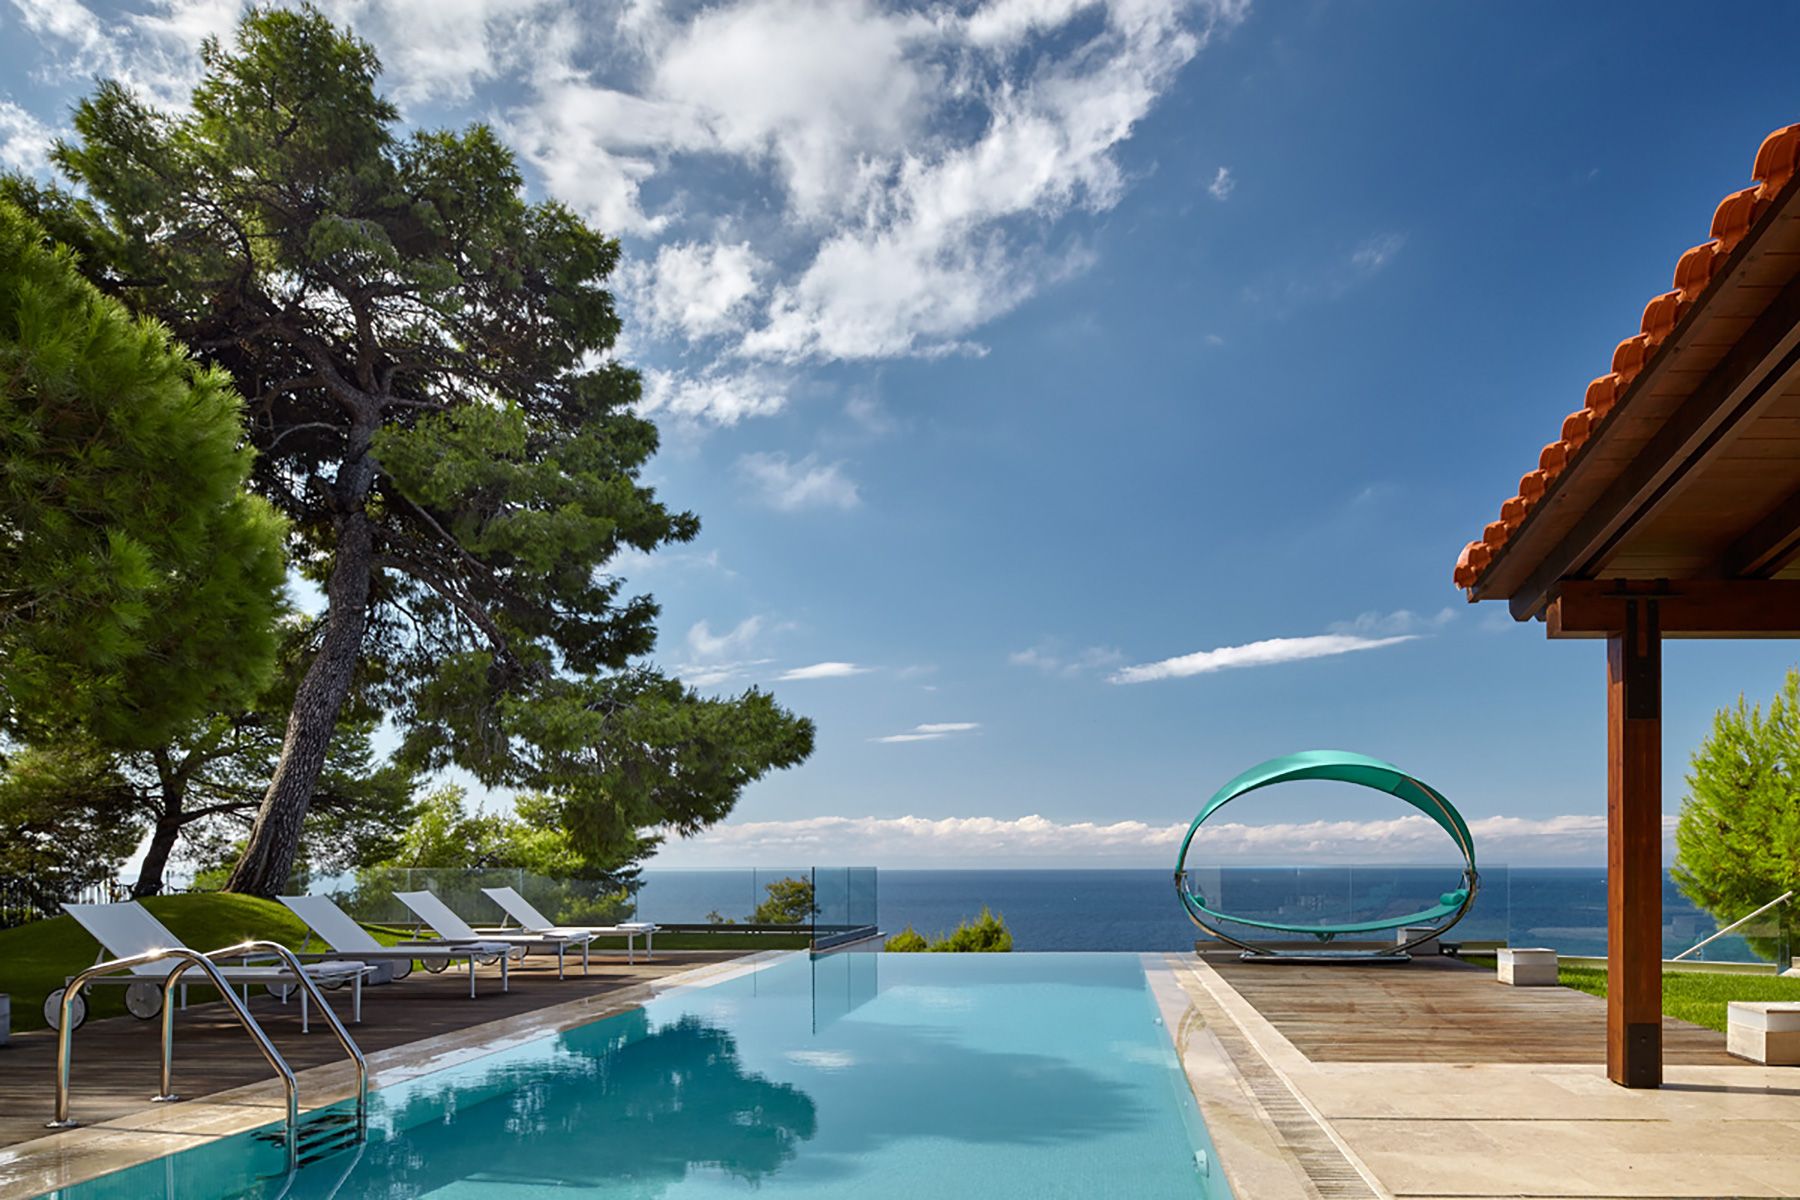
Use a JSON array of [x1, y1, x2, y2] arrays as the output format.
[[1173, 750, 1478, 959]]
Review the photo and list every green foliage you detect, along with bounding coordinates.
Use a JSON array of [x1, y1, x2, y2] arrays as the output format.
[[0, 745, 140, 918], [5, 5, 812, 889], [750, 876, 817, 926], [0, 201, 286, 748], [884, 909, 1013, 952], [1673, 668, 1800, 962], [0, 893, 316, 1031], [931, 907, 1013, 952]]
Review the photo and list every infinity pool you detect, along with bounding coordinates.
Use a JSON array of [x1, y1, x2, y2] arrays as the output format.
[[43, 953, 1227, 1198]]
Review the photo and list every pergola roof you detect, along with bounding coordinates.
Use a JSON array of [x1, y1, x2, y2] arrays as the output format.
[[1454, 122, 1800, 624]]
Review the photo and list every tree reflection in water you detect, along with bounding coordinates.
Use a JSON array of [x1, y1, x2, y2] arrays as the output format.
[[286, 1011, 817, 1198]]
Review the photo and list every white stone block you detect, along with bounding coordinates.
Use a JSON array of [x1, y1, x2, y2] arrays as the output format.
[[1727, 1002, 1800, 1065], [1397, 926, 1440, 955], [1497, 947, 1558, 986]]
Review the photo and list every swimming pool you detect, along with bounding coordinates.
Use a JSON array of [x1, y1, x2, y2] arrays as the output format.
[[39, 953, 1227, 1198]]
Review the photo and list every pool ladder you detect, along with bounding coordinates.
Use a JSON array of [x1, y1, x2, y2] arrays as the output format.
[[47, 940, 368, 1167]]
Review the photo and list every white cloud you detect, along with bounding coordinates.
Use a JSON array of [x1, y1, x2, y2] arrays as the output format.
[[641, 367, 788, 426], [625, 240, 768, 342], [686, 616, 763, 661], [1110, 633, 1416, 684], [1327, 607, 1456, 638], [738, 451, 860, 511], [1350, 231, 1405, 273], [0, 100, 53, 172], [873, 721, 980, 743], [1009, 641, 1124, 677], [1206, 164, 1234, 200], [649, 809, 1639, 867], [777, 661, 870, 681]]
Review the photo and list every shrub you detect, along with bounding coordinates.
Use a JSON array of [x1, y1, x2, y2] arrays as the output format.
[[884, 926, 929, 952], [750, 876, 816, 925], [932, 907, 1012, 952]]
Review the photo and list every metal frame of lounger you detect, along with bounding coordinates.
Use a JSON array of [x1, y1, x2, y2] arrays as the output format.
[[55, 902, 372, 1032], [278, 895, 522, 997], [394, 890, 596, 980], [477, 886, 659, 963]]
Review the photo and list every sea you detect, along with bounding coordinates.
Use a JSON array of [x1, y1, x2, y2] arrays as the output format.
[[630, 867, 1781, 962]]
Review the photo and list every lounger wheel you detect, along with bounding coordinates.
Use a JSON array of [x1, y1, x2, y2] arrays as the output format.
[[43, 989, 86, 1032], [267, 981, 297, 1001], [474, 952, 500, 965], [422, 956, 451, 973], [125, 981, 164, 1020], [321, 975, 348, 990], [390, 958, 413, 981]]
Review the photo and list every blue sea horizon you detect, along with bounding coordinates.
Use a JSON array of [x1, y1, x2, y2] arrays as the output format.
[[633, 866, 1771, 961]]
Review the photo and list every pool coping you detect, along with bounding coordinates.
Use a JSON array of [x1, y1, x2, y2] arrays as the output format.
[[1143, 952, 1392, 1200], [0, 949, 799, 1200]]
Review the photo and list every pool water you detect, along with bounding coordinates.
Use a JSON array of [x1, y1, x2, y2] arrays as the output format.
[[43, 953, 1228, 1199]]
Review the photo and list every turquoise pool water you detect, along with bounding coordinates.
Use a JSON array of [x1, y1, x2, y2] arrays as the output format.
[[42, 953, 1227, 1199]]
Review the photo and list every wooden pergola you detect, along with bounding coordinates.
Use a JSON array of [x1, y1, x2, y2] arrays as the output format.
[[1455, 120, 1800, 1089]]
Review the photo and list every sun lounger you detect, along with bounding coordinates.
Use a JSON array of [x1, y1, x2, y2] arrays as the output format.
[[279, 894, 522, 997], [394, 890, 596, 980], [479, 886, 659, 963], [55, 902, 372, 1031]]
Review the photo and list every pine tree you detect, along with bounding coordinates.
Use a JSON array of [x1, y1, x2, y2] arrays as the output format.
[[5, 8, 812, 893], [1672, 668, 1800, 962], [0, 200, 285, 749]]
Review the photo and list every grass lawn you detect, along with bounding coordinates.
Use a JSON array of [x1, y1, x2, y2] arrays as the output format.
[[0, 893, 318, 1033], [1463, 954, 1800, 1033], [2, 897, 813, 1034]]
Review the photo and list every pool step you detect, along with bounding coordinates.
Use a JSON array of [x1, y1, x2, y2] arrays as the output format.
[[252, 1108, 365, 1166]]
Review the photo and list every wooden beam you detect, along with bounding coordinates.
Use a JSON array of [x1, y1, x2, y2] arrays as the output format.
[[1607, 598, 1662, 1089], [1502, 268, 1800, 621], [1720, 483, 1800, 578], [1546, 579, 1800, 638]]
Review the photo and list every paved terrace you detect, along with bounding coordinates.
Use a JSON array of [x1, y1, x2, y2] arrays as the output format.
[[1162, 951, 1800, 1200], [0, 949, 753, 1161]]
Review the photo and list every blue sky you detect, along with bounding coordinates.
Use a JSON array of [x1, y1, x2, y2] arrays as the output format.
[[6, 0, 1800, 867]]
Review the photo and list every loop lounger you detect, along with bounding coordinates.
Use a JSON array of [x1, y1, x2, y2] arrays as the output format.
[[1174, 750, 1478, 959]]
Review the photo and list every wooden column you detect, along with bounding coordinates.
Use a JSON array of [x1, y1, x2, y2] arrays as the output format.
[[1606, 597, 1663, 1088]]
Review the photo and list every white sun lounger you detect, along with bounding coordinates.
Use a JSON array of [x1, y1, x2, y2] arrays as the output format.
[[395, 890, 596, 980], [479, 886, 659, 963], [59, 902, 372, 1031], [279, 895, 522, 997]]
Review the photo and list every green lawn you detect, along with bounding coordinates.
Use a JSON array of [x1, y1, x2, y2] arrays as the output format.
[[1, 897, 813, 1034], [1462, 954, 1800, 1033], [0, 893, 317, 1033]]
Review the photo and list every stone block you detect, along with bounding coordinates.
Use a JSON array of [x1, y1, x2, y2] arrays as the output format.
[[1497, 947, 1558, 986]]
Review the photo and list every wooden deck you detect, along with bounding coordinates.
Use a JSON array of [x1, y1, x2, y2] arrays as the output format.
[[1205, 951, 1746, 1066], [0, 950, 749, 1150]]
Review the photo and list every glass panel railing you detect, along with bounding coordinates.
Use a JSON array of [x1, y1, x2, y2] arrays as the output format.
[[1179, 863, 1500, 950]]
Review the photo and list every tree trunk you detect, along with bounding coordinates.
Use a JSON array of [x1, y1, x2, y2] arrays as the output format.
[[133, 812, 183, 897], [225, 501, 376, 895]]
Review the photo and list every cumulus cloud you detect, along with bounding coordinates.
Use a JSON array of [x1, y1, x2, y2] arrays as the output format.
[[625, 241, 768, 342], [1206, 165, 1234, 200], [777, 661, 870, 681], [641, 367, 788, 426], [738, 451, 861, 511], [1110, 632, 1415, 684], [873, 721, 980, 744], [649, 809, 1644, 868]]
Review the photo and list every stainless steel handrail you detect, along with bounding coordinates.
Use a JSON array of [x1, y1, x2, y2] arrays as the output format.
[[1670, 890, 1795, 962], [48, 946, 299, 1158], [170, 940, 368, 1131]]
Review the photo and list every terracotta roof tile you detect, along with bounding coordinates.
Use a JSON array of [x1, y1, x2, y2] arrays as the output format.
[[1640, 291, 1685, 342], [1753, 123, 1800, 196], [1585, 373, 1623, 418], [1455, 120, 1798, 593], [1710, 186, 1764, 253], [1673, 242, 1723, 302]]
